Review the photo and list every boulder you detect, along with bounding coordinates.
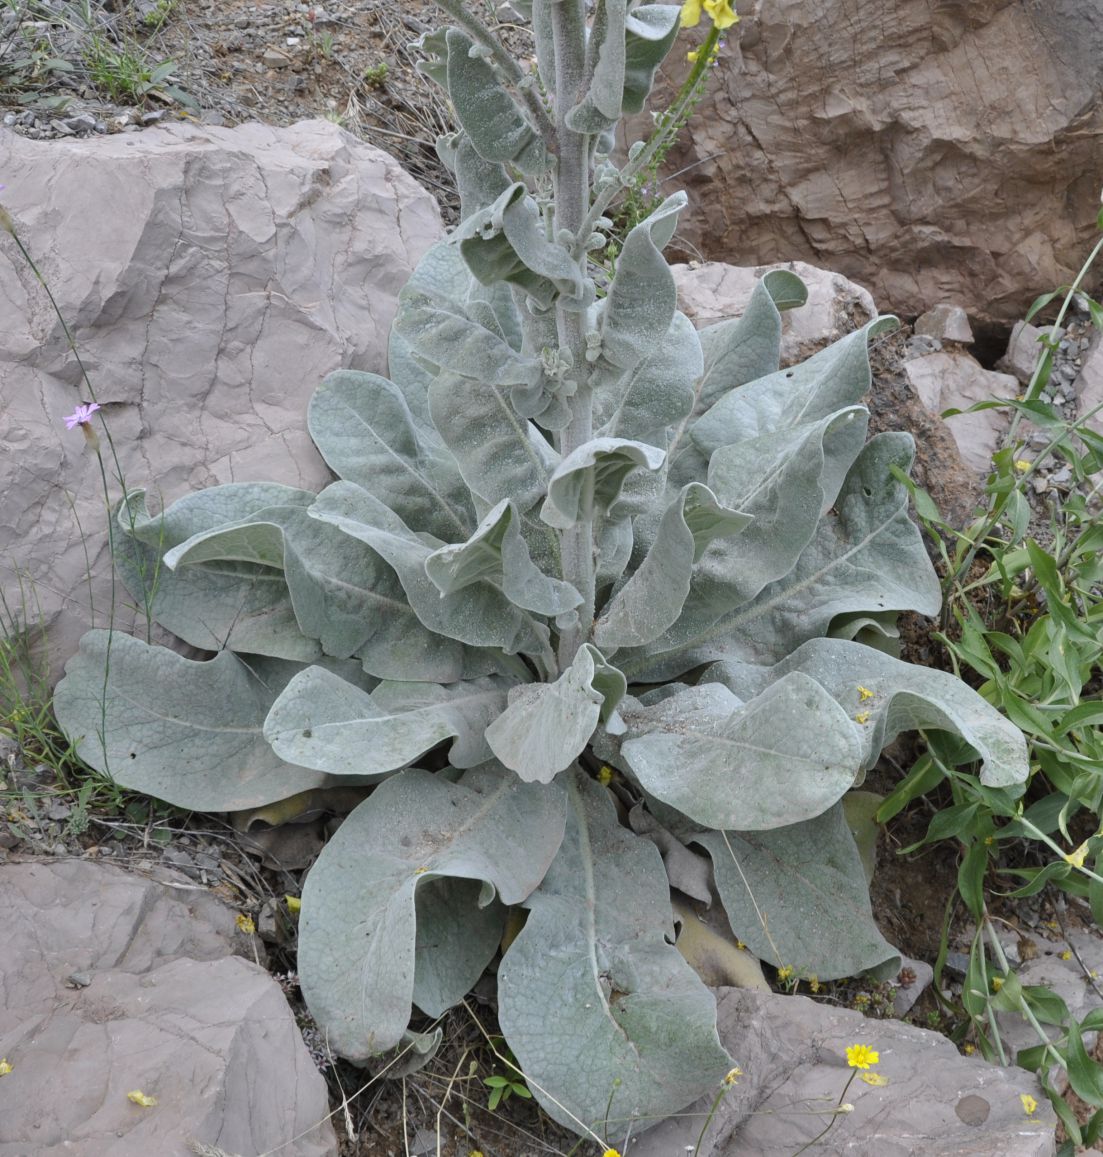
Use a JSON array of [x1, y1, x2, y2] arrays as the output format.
[[915, 305, 975, 346], [653, 0, 1103, 332], [628, 987, 1056, 1156], [0, 119, 443, 682], [0, 858, 337, 1157], [904, 351, 1019, 473]]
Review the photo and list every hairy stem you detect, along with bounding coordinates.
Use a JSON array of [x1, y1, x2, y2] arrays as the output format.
[[550, 0, 596, 666]]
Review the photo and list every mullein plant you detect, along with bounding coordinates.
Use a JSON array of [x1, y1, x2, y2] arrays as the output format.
[[54, 0, 1029, 1143]]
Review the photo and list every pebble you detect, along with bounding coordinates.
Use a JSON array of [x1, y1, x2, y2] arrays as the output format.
[[262, 46, 291, 67]]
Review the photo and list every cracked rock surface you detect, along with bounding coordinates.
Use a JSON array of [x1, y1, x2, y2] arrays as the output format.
[[0, 857, 336, 1156], [0, 117, 443, 682], [628, 987, 1056, 1157]]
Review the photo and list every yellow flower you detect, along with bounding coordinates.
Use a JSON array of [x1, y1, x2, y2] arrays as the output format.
[[235, 913, 256, 934], [736, 939, 746, 951], [285, 895, 302, 914], [854, 711, 871, 725], [1020, 1093, 1038, 1116], [597, 765, 615, 786], [703, 0, 739, 29], [1065, 841, 1089, 868], [723, 1066, 743, 1087], [127, 1090, 158, 1107], [777, 965, 794, 982], [808, 974, 821, 993], [679, 0, 703, 26], [414, 866, 430, 875], [0, 1059, 11, 1076], [1060, 950, 1072, 961], [857, 685, 874, 700], [845, 1044, 879, 1070], [603, 1150, 622, 1157], [860, 1072, 889, 1087], [963, 1043, 976, 1055], [991, 976, 1004, 992], [1014, 459, 1032, 473], [687, 48, 701, 61]]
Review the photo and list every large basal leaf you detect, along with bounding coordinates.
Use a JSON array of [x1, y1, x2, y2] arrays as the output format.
[[594, 310, 700, 446], [425, 499, 581, 617], [163, 504, 503, 683], [695, 803, 900, 980], [412, 877, 507, 1017], [619, 433, 942, 680], [298, 764, 566, 1058], [444, 28, 550, 175], [429, 370, 557, 511], [115, 487, 321, 661], [593, 482, 751, 650], [693, 269, 807, 418], [690, 315, 898, 454], [497, 773, 730, 1138], [593, 194, 685, 381], [311, 482, 553, 660], [540, 437, 664, 529], [53, 630, 358, 811], [619, 674, 862, 830], [486, 644, 626, 783], [705, 636, 1030, 789], [308, 370, 473, 542], [265, 666, 515, 776]]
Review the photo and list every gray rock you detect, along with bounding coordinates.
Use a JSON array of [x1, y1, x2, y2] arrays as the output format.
[[627, 988, 1055, 1156], [0, 858, 336, 1156], [0, 119, 442, 683], [1000, 321, 1057, 385], [905, 351, 1019, 473], [914, 304, 974, 345], [1076, 337, 1103, 433]]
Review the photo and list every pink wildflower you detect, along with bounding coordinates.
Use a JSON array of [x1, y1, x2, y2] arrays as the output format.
[[64, 402, 101, 429]]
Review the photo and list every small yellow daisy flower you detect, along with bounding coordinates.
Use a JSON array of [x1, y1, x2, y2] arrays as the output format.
[[736, 939, 746, 951], [808, 974, 821, 993], [777, 965, 794, 982], [0, 1059, 11, 1076], [857, 685, 874, 701], [597, 765, 615, 786], [235, 913, 256, 935], [603, 1149, 622, 1157], [860, 1072, 889, 1087], [854, 711, 871, 725], [1014, 459, 1032, 473], [1060, 950, 1072, 961], [285, 895, 302, 914], [127, 1090, 158, 1107], [845, 1044, 880, 1070], [1020, 1093, 1038, 1116], [991, 976, 1004, 992], [722, 1066, 743, 1087], [963, 1043, 976, 1055]]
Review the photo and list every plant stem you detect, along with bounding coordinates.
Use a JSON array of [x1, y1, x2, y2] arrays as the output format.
[[551, 0, 596, 666]]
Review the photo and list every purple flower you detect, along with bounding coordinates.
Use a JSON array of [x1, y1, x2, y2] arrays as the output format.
[[64, 402, 101, 429]]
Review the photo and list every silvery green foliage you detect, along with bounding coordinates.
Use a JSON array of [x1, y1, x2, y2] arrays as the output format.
[[53, 0, 1029, 1143]]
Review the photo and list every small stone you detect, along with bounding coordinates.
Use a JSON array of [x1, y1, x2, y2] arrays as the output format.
[[48, 119, 75, 136], [235, 13, 249, 25], [262, 46, 291, 67], [63, 113, 98, 134], [140, 110, 165, 125], [955, 1094, 991, 1126], [66, 971, 93, 988], [2, 112, 14, 126], [914, 304, 974, 344]]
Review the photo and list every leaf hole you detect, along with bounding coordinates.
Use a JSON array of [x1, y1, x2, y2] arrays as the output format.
[[129, 752, 137, 759], [301, 728, 313, 739], [862, 487, 873, 498]]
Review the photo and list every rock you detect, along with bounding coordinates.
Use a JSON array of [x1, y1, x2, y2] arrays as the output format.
[[905, 351, 1019, 473], [892, 954, 934, 1017], [0, 858, 336, 1156], [627, 988, 1055, 1156], [649, 0, 1103, 331], [999, 320, 1054, 385], [263, 46, 292, 67], [0, 119, 442, 682], [915, 304, 975, 345], [672, 259, 877, 364], [1076, 336, 1103, 434]]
